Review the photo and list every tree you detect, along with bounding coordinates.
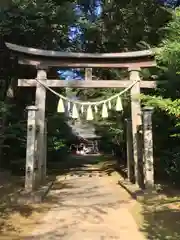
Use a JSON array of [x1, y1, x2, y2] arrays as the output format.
[[141, 8, 180, 184], [74, 0, 171, 154], [0, 0, 77, 167]]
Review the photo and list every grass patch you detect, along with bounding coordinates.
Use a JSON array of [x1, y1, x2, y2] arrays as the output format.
[[131, 188, 180, 240]]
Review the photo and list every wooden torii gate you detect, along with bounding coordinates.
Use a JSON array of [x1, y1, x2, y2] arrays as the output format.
[[6, 42, 157, 192]]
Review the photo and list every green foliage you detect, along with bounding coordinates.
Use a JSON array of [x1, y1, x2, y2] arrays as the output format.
[[141, 95, 180, 117], [0, 0, 76, 49], [79, 0, 171, 52], [0, 0, 77, 169], [156, 147, 180, 186], [0, 101, 26, 168], [73, 0, 171, 154], [156, 8, 180, 69], [140, 8, 180, 185]]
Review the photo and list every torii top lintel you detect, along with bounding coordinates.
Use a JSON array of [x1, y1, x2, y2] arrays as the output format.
[[5, 42, 156, 68]]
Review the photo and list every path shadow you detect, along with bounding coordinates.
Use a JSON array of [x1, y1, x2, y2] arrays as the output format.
[[22, 159, 132, 240], [47, 154, 121, 177], [141, 197, 180, 239], [0, 174, 56, 237], [0, 154, 120, 236], [0, 154, 131, 239], [134, 186, 180, 240]]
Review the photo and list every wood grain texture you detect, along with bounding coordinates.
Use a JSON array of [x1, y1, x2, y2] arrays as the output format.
[[35, 69, 47, 185], [6, 42, 155, 58], [125, 119, 134, 183], [143, 108, 154, 187], [129, 68, 142, 185], [25, 106, 38, 192], [18, 79, 157, 88]]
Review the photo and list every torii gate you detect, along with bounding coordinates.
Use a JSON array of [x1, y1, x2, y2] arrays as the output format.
[[6, 42, 157, 192]]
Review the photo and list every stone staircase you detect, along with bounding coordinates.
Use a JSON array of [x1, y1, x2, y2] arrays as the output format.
[[65, 89, 100, 142], [69, 121, 98, 140]]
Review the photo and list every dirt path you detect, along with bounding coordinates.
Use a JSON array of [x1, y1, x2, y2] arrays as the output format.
[[26, 161, 145, 240]]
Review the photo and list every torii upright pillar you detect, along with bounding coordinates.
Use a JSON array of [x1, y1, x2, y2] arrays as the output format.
[[129, 68, 142, 186], [35, 67, 47, 185]]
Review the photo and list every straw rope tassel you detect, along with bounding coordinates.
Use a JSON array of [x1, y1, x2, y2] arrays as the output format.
[[72, 103, 79, 119], [108, 101, 112, 109], [86, 105, 93, 121], [57, 98, 65, 113], [102, 103, 108, 118], [116, 96, 123, 111], [94, 105, 98, 113], [81, 105, 84, 114], [67, 101, 71, 111]]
